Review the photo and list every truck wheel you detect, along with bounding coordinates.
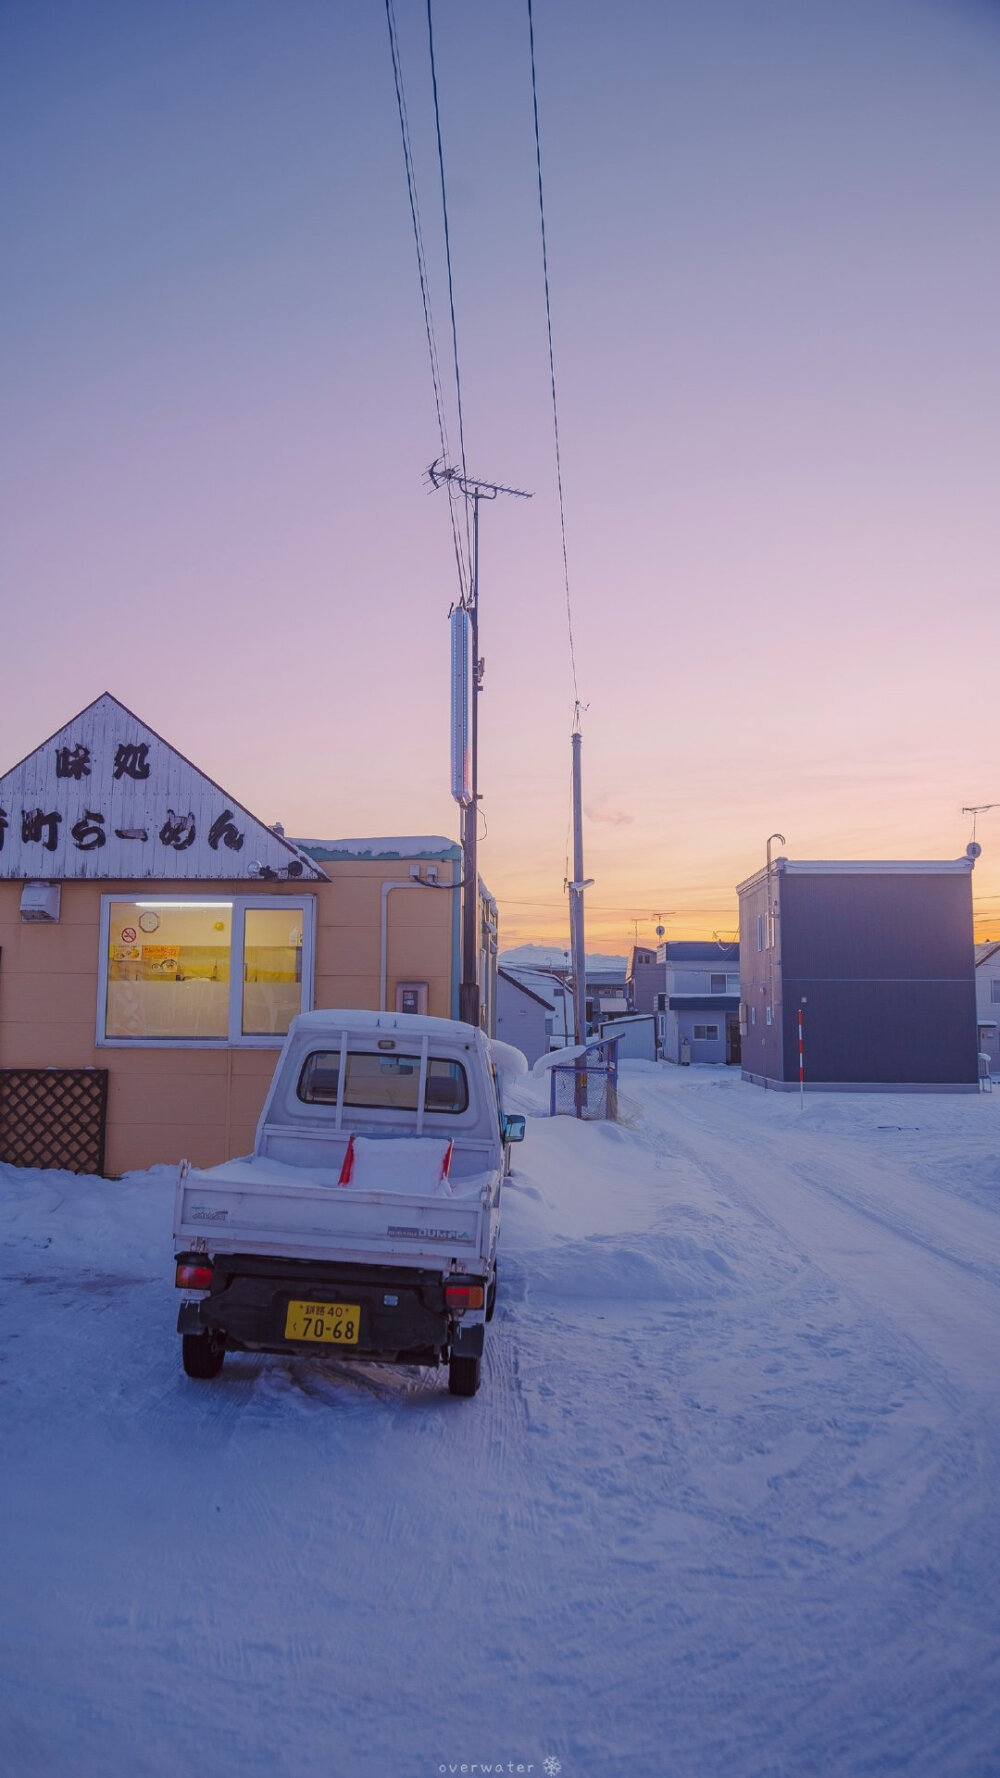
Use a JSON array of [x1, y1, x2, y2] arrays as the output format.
[[486, 1264, 497, 1323], [182, 1332, 225, 1379], [448, 1354, 481, 1397]]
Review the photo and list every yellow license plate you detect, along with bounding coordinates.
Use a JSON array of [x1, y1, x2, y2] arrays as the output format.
[[284, 1300, 361, 1344]]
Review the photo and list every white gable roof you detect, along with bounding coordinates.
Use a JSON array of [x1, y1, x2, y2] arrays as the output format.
[[0, 693, 327, 882]]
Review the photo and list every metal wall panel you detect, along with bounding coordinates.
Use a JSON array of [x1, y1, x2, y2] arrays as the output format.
[[780, 873, 975, 981], [782, 979, 978, 1084], [738, 874, 784, 1081], [779, 871, 978, 1084]]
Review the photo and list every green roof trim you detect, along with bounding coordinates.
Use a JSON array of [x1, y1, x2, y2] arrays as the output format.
[[295, 837, 461, 863]]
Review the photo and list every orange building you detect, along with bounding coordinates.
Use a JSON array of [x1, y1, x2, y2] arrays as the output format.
[[0, 694, 497, 1174]]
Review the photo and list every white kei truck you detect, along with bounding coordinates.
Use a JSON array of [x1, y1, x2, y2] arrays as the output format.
[[172, 1009, 527, 1397]]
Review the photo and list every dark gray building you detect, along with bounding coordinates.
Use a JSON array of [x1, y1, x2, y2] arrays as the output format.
[[736, 857, 979, 1092]]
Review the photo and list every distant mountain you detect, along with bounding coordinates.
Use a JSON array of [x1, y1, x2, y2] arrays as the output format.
[[500, 943, 627, 972]]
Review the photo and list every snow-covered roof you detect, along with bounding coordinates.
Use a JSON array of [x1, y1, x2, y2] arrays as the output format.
[[289, 1008, 480, 1040], [498, 965, 572, 1011], [737, 857, 975, 895], [293, 835, 460, 861], [497, 968, 554, 1010], [664, 941, 739, 962]]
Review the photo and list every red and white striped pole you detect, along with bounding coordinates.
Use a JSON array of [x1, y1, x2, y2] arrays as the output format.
[[798, 1000, 805, 1107]]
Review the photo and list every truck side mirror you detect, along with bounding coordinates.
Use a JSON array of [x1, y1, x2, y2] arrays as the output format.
[[502, 1114, 526, 1143]]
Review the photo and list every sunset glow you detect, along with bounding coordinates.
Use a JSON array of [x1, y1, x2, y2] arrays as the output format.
[[3, 1, 998, 956]]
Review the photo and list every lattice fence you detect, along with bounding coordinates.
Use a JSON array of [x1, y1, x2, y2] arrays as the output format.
[[549, 1036, 620, 1121], [0, 1069, 109, 1174]]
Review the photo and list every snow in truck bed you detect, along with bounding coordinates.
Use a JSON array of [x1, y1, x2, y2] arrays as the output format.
[[191, 1137, 486, 1198]]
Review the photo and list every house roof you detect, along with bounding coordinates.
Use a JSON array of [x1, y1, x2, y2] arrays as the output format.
[[497, 967, 554, 1010], [498, 966, 571, 1012], [664, 941, 740, 962], [976, 941, 1000, 966], [737, 857, 974, 895], [295, 835, 461, 862]]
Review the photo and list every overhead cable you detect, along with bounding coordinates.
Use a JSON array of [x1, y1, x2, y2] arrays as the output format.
[[527, 0, 580, 705], [384, 0, 468, 598], [425, 0, 473, 582]]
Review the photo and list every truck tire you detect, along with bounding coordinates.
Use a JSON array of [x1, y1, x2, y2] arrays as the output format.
[[448, 1354, 481, 1397], [182, 1332, 226, 1379]]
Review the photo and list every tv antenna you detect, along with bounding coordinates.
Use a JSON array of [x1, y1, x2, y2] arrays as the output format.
[[962, 803, 998, 847]]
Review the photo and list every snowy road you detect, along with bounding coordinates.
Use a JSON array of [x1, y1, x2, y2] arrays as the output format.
[[1, 1066, 998, 1778]]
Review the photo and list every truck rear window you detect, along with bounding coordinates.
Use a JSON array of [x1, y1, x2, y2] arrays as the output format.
[[297, 1051, 469, 1114]]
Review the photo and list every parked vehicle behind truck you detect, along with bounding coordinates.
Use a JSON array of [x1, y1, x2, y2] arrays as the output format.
[[172, 1009, 526, 1396]]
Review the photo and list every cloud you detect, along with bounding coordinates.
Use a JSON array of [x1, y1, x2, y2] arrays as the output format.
[[585, 801, 633, 827]]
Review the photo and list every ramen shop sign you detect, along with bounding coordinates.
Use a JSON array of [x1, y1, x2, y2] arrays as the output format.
[[0, 692, 326, 883]]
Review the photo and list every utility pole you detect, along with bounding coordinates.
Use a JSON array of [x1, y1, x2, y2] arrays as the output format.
[[568, 705, 592, 1048], [433, 459, 531, 1028]]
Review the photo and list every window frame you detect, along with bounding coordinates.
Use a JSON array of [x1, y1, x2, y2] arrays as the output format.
[[96, 893, 316, 1048], [296, 1049, 469, 1115], [693, 1023, 720, 1041]]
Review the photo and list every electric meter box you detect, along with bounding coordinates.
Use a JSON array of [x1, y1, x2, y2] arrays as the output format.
[[20, 882, 62, 924]]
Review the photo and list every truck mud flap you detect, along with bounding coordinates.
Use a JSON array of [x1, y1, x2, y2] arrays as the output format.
[[177, 1301, 204, 1336], [451, 1321, 484, 1358]]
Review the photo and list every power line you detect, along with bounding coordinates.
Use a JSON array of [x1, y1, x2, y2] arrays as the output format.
[[425, 0, 473, 577], [527, 0, 580, 706], [384, 0, 468, 599]]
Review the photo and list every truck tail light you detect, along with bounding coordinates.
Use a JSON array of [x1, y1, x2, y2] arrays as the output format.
[[176, 1260, 214, 1290], [445, 1283, 484, 1311]]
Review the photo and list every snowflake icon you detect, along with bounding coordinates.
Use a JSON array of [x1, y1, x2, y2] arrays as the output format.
[[542, 1761, 562, 1777]]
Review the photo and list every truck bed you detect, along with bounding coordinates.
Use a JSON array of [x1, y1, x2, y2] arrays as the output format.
[[174, 1157, 494, 1270]]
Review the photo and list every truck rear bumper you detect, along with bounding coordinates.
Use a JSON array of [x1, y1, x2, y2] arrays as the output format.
[[177, 1253, 482, 1365]]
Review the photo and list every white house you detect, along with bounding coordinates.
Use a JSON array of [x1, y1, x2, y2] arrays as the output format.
[[656, 940, 741, 1066], [495, 965, 574, 1067]]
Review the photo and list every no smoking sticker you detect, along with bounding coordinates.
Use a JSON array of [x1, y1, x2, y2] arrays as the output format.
[[120, 927, 137, 943]]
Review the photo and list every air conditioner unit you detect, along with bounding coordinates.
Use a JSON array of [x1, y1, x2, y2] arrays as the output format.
[[20, 882, 61, 924]]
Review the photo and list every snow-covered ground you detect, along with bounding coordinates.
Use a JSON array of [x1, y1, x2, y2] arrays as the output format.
[[2, 1065, 999, 1778]]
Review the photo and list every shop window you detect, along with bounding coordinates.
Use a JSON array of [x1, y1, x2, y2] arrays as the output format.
[[693, 1024, 719, 1041], [99, 896, 314, 1045]]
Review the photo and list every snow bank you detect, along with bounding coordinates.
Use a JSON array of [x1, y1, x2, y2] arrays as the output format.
[[525, 1229, 737, 1301]]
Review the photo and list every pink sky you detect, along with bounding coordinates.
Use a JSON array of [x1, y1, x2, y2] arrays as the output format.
[[2, 0, 998, 953]]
